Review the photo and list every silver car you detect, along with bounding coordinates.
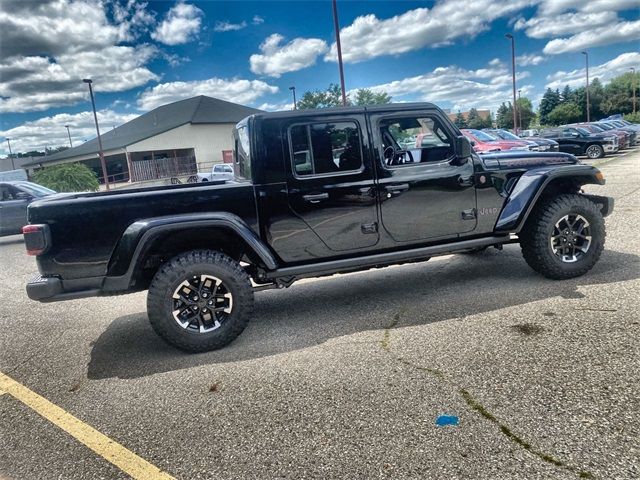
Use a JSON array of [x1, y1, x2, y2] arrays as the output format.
[[0, 181, 56, 236]]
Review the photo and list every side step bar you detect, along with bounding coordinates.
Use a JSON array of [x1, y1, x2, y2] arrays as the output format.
[[263, 235, 512, 281]]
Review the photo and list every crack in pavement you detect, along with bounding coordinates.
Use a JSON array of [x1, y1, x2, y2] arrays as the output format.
[[379, 313, 596, 479]]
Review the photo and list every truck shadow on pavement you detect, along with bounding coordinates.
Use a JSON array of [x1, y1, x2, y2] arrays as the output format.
[[87, 246, 639, 380]]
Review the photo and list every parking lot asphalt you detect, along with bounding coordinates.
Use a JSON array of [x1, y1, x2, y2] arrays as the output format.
[[1, 148, 639, 480]]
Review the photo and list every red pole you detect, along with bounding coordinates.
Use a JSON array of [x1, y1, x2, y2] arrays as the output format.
[[332, 0, 347, 106]]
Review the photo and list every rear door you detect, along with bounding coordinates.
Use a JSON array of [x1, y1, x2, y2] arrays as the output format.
[[372, 111, 477, 243], [284, 113, 379, 252]]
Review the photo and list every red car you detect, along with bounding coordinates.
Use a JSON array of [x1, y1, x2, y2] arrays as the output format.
[[461, 129, 531, 154]]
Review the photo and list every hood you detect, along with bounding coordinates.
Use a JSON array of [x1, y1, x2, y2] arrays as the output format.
[[523, 137, 558, 146], [480, 151, 578, 170], [489, 139, 530, 150]]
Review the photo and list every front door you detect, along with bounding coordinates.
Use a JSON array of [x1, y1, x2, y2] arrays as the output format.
[[284, 114, 379, 252], [372, 112, 477, 243]]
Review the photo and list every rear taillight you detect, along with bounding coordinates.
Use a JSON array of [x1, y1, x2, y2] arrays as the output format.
[[22, 224, 50, 256]]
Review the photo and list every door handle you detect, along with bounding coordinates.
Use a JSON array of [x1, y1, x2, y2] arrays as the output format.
[[302, 192, 329, 203], [384, 183, 410, 193]]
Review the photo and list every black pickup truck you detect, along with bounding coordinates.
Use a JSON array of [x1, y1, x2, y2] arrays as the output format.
[[24, 103, 613, 352]]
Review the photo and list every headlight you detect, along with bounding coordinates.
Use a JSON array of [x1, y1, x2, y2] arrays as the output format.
[[604, 136, 616, 142]]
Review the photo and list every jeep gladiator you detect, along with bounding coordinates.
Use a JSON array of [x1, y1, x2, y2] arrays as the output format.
[[23, 103, 613, 352]]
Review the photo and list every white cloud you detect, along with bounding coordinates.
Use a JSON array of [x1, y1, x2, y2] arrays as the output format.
[[137, 78, 279, 110], [250, 34, 329, 77], [252, 15, 264, 25], [514, 11, 617, 39], [151, 1, 203, 45], [0, 46, 159, 113], [0, 0, 159, 113], [537, 0, 639, 15], [256, 101, 295, 112], [324, 0, 534, 64], [362, 59, 529, 112], [0, 110, 138, 155], [546, 51, 640, 90], [214, 20, 247, 32], [543, 19, 640, 54], [516, 53, 546, 66]]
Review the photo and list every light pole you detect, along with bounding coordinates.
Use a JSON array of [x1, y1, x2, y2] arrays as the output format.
[[65, 125, 73, 148], [83, 79, 110, 190], [332, 0, 347, 106], [6, 138, 15, 170], [505, 33, 518, 133], [289, 86, 297, 110], [631, 67, 636, 115], [582, 51, 590, 122]]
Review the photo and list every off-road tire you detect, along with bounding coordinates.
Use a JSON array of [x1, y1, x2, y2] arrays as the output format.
[[585, 144, 605, 159], [147, 250, 253, 352], [520, 194, 605, 279]]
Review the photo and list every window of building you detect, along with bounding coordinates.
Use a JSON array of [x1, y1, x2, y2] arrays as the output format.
[[289, 121, 363, 177]]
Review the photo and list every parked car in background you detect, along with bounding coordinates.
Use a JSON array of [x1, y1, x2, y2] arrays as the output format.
[[461, 129, 530, 153], [484, 128, 558, 151], [0, 181, 56, 236], [519, 129, 539, 137], [604, 119, 640, 136], [594, 121, 639, 145], [197, 163, 234, 182], [572, 123, 632, 149], [540, 127, 617, 159]]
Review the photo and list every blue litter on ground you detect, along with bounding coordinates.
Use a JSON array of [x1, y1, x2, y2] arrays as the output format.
[[436, 415, 459, 426]]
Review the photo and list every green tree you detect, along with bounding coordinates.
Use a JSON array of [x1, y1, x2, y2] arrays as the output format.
[[352, 88, 392, 105], [547, 103, 582, 125], [539, 88, 561, 125], [453, 111, 467, 128], [601, 71, 640, 115], [32, 162, 100, 192], [297, 83, 349, 109], [561, 85, 573, 104], [515, 97, 535, 129], [496, 102, 512, 129]]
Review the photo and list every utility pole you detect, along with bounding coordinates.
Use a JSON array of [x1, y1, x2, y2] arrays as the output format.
[[289, 86, 297, 110], [505, 34, 518, 133], [6, 138, 15, 170], [65, 125, 73, 148], [332, 0, 347, 106], [83, 79, 110, 190], [631, 67, 637, 115], [582, 51, 590, 122]]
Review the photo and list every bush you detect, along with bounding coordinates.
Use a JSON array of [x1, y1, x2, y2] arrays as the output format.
[[32, 163, 100, 192], [623, 112, 640, 123]]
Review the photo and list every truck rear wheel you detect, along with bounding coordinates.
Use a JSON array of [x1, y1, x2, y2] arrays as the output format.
[[147, 250, 254, 352], [520, 194, 605, 280]]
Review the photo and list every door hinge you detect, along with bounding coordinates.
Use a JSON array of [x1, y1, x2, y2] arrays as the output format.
[[361, 222, 378, 234], [461, 209, 476, 220]]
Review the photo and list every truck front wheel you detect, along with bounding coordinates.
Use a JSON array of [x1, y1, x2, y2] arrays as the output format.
[[147, 250, 254, 352], [520, 194, 605, 279]]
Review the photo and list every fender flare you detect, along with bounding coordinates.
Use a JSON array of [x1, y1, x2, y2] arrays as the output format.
[[102, 212, 278, 292], [495, 164, 605, 233]]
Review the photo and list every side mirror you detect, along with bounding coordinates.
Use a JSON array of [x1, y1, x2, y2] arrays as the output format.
[[456, 135, 473, 158]]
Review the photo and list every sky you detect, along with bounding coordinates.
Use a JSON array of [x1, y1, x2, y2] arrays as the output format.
[[0, 0, 638, 156]]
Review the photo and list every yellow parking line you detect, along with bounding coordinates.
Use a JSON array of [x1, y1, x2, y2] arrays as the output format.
[[0, 371, 175, 480]]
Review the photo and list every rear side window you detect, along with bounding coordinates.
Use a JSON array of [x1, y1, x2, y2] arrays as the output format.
[[289, 121, 363, 177]]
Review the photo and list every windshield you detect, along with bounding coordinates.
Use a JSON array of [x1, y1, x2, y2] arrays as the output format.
[[588, 124, 604, 132], [596, 123, 613, 130], [467, 129, 497, 142], [575, 127, 591, 136], [494, 129, 520, 140], [15, 182, 56, 197]]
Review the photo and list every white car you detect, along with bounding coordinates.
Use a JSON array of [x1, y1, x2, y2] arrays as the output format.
[[197, 163, 234, 182]]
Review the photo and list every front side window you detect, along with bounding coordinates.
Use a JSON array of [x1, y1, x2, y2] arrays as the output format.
[[380, 116, 454, 166], [290, 121, 362, 177]]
